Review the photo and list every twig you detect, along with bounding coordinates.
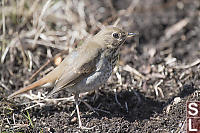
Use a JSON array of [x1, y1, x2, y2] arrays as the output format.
[[27, 50, 33, 72], [94, 108, 110, 114], [154, 80, 164, 98], [0, 81, 9, 91], [29, 50, 68, 80], [123, 65, 146, 80], [11, 124, 29, 129], [29, 59, 50, 80], [174, 59, 200, 69], [2, 0, 5, 39], [17, 33, 28, 67], [165, 18, 190, 39], [125, 102, 128, 113], [32, 0, 52, 47], [1, 46, 9, 63], [1, 0, 6, 64], [25, 103, 45, 110], [26, 39, 69, 50], [13, 113, 16, 125]]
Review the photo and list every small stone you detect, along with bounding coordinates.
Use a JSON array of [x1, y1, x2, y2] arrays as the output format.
[[71, 117, 77, 123], [5, 125, 9, 128]]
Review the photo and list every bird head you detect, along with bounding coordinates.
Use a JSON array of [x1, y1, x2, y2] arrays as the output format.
[[93, 26, 137, 49]]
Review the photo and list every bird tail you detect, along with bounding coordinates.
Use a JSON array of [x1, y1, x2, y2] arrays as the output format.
[[7, 77, 49, 99]]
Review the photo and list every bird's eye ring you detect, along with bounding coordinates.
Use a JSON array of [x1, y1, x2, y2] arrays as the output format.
[[112, 33, 119, 39]]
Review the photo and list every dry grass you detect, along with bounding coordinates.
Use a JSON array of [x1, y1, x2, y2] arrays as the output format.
[[0, 0, 138, 131]]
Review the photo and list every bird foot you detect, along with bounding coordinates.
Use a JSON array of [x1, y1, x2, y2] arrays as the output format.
[[81, 100, 99, 116], [78, 125, 95, 130]]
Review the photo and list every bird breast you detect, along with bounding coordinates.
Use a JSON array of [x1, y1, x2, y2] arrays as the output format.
[[66, 52, 113, 94]]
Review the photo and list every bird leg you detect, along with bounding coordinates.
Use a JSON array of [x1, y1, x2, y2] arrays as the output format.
[[74, 95, 82, 128], [74, 94, 94, 130]]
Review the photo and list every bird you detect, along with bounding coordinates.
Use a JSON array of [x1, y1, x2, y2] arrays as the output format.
[[7, 25, 137, 129]]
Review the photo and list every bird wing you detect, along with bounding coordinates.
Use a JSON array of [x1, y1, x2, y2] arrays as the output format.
[[47, 41, 101, 97]]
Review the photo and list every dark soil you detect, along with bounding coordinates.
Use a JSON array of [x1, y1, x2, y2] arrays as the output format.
[[1, 0, 200, 132]]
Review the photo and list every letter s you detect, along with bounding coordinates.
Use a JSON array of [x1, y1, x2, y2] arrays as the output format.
[[188, 103, 198, 116]]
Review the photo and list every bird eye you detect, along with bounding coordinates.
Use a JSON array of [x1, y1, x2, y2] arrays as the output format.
[[112, 33, 119, 39]]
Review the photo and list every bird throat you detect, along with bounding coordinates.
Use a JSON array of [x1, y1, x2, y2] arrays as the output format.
[[105, 47, 120, 69]]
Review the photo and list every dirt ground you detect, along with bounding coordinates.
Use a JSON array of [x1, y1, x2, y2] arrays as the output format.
[[1, 0, 200, 132]]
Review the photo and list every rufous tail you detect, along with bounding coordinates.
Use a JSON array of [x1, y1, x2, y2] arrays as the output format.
[[7, 77, 49, 99]]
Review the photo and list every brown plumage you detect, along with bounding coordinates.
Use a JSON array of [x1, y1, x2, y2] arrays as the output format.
[[8, 26, 136, 99]]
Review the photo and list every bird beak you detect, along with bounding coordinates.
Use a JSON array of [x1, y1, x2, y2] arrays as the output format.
[[127, 32, 138, 37]]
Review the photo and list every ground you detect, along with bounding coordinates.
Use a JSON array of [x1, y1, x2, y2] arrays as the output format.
[[0, 0, 200, 132]]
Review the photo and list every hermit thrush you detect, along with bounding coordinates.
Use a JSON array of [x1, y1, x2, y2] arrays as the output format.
[[8, 26, 137, 129]]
